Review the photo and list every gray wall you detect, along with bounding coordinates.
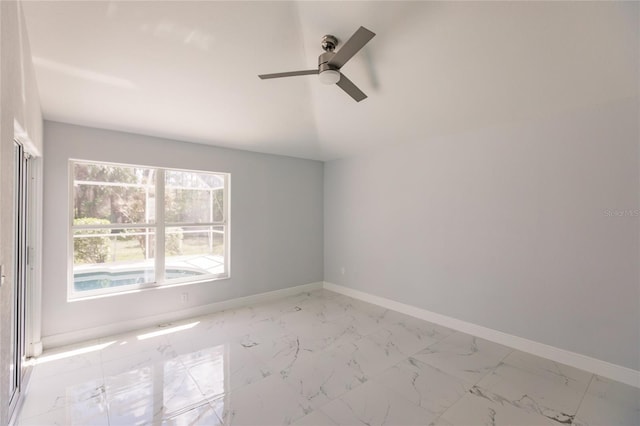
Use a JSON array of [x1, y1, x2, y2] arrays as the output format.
[[324, 98, 640, 371], [42, 121, 323, 341], [0, 1, 42, 423]]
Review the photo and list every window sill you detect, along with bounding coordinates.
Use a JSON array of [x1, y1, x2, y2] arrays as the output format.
[[67, 274, 230, 302]]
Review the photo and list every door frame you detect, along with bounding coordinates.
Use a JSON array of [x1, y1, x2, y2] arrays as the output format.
[[8, 121, 42, 425], [8, 139, 29, 418]]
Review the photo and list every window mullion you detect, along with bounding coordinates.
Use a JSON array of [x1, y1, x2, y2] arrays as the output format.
[[73, 223, 155, 230], [164, 221, 225, 227], [224, 174, 230, 276], [156, 168, 165, 284]]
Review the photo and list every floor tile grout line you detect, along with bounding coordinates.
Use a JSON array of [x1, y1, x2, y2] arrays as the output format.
[[572, 373, 596, 420], [263, 311, 397, 420], [203, 293, 372, 422], [466, 345, 513, 390], [368, 355, 462, 423], [97, 343, 112, 426], [427, 346, 516, 425], [281, 316, 468, 423], [178, 348, 229, 425]]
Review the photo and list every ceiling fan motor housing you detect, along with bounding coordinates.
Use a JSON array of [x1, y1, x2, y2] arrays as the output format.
[[318, 51, 338, 73], [319, 35, 339, 74]]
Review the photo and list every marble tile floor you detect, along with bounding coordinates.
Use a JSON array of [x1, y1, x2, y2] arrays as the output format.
[[16, 289, 639, 426]]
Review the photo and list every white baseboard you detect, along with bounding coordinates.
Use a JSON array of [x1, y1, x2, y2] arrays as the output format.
[[323, 282, 640, 389], [42, 281, 323, 350]]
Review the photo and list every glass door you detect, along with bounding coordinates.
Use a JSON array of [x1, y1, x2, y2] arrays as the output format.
[[9, 140, 30, 418]]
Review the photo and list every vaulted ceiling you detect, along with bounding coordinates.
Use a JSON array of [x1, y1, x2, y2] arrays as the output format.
[[22, 1, 637, 161]]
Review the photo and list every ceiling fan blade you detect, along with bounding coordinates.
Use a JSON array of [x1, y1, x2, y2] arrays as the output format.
[[258, 70, 319, 79], [336, 73, 367, 102], [329, 26, 376, 69]]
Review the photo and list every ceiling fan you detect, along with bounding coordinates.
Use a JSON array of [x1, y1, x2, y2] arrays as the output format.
[[258, 26, 375, 102]]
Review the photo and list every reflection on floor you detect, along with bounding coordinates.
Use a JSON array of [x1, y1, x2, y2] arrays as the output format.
[[17, 290, 640, 425]]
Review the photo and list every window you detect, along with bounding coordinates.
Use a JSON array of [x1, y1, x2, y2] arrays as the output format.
[[70, 160, 229, 299]]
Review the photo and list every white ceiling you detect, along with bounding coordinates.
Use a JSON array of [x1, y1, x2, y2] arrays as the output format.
[[22, 1, 637, 161]]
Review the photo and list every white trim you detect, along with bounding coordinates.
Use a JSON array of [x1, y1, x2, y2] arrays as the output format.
[[73, 223, 159, 230], [14, 119, 44, 359], [156, 168, 166, 283], [26, 157, 43, 357], [29, 341, 43, 358], [67, 161, 74, 300], [323, 282, 640, 389], [224, 173, 231, 281], [42, 281, 323, 350], [13, 119, 40, 157]]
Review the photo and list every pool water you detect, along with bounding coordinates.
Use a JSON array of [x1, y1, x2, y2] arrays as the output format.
[[74, 268, 202, 291]]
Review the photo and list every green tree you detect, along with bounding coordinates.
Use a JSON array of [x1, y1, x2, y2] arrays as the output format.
[[74, 163, 155, 257], [74, 218, 111, 264]]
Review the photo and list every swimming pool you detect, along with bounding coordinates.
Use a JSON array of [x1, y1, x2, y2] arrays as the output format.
[[73, 268, 203, 291]]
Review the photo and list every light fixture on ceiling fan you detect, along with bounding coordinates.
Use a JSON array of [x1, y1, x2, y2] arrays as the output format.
[[258, 26, 376, 102]]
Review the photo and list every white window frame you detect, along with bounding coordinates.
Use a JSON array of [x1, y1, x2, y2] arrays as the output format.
[[68, 159, 230, 300]]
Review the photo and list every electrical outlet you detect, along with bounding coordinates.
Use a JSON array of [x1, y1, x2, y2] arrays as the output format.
[[340, 267, 346, 275]]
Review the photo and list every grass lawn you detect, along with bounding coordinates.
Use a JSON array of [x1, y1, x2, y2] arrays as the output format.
[[109, 232, 224, 262]]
